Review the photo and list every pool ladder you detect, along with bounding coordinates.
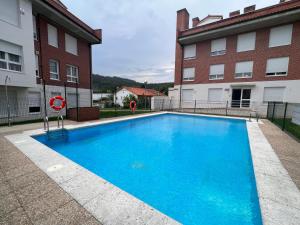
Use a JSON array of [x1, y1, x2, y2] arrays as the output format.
[[43, 115, 64, 132]]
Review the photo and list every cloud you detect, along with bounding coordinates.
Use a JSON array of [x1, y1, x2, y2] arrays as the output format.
[[62, 0, 279, 83]]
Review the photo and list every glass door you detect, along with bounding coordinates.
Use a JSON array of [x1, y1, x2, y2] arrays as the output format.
[[231, 88, 251, 108]]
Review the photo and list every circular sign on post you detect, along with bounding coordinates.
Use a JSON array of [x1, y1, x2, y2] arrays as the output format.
[[49, 96, 66, 111], [129, 101, 136, 113]]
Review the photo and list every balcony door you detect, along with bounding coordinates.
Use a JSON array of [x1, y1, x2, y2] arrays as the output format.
[[231, 88, 251, 108]]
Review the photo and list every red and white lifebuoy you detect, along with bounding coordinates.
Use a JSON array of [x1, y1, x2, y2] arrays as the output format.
[[129, 101, 136, 113], [49, 96, 66, 111]]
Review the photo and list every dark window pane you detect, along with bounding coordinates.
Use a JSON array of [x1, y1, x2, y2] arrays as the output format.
[[29, 106, 40, 113]]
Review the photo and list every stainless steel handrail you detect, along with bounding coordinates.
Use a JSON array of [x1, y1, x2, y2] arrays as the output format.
[[44, 116, 49, 132]]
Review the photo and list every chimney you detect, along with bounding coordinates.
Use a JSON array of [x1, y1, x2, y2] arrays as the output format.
[[280, 0, 291, 3], [244, 5, 256, 14], [192, 17, 200, 27], [176, 8, 189, 31], [229, 10, 240, 17]]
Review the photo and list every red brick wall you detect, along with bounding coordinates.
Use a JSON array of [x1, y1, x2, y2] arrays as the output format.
[[175, 21, 300, 85], [35, 15, 92, 89]]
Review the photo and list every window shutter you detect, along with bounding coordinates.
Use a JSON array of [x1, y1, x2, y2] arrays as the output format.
[[0, 40, 22, 55], [235, 61, 253, 73], [182, 89, 193, 101], [211, 38, 226, 52], [263, 87, 285, 102], [65, 34, 78, 55], [0, 0, 19, 26], [28, 92, 41, 107], [208, 88, 223, 102], [183, 68, 195, 80], [266, 57, 289, 73], [184, 45, 196, 59], [237, 32, 256, 52], [48, 24, 58, 47], [269, 24, 293, 47], [210, 64, 224, 75]]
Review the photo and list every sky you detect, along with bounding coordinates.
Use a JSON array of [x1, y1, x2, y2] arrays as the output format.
[[62, 0, 279, 83]]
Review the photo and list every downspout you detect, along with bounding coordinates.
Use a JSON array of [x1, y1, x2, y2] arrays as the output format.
[[89, 43, 93, 107], [179, 42, 184, 110], [37, 14, 47, 118]]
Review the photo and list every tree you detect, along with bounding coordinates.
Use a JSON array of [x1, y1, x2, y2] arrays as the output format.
[[122, 94, 137, 109]]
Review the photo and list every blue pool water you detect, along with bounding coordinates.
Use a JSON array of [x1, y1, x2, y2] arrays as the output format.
[[34, 114, 262, 225]]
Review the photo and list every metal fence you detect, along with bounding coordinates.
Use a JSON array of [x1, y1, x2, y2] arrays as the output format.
[[0, 83, 84, 126], [151, 98, 266, 120], [267, 102, 300, 140]]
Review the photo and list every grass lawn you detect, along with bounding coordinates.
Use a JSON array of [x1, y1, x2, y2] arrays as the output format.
[[273, 118, 300, 140], [99, 110, 151, 119]]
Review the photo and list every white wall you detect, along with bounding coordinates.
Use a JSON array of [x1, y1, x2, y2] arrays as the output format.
[[0, 0, 36, 88], [168, 80, 300, 116], [115, 88, 137, 107]]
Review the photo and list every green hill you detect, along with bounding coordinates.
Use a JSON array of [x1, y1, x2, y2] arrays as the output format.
[[92, 74, 173, 95]]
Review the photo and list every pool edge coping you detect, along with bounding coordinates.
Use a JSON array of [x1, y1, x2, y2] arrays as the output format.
[[4, 112, 300, 224]]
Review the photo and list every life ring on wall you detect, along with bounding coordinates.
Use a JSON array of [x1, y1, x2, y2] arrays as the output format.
[[49, 96, 66, 111], [129, 101, 136, 113]]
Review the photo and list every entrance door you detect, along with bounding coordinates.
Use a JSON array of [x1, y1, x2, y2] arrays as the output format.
[[231, 89, 251, 108]]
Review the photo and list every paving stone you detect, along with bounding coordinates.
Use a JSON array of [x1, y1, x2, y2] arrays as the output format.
[[0, 193, 21, 215], [8, 170, 50, 191], [0, 181, 12, 197], [0, 152, 32, 171], [23, 187, 72, 222], [3, 163, 38, 181], [15, 178, 59, 205], [0, 207, 32, 225]]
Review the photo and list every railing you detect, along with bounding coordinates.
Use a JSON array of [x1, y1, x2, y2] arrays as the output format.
[[267, 102, 300, 140], [151, 99, 265, 119]]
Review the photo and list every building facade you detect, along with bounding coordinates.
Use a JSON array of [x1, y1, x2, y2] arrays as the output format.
[[0, 0, 101, 123], [170, 0, 300, 116], [115, 87, 164, 107]]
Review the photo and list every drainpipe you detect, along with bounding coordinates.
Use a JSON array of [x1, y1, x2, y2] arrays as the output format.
[[5, 76, 11, 126], [89, 43, 93, 107], [179, 42, 184, 110]]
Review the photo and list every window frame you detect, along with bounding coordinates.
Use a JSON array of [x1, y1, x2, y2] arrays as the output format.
[[209, 64, 224, 80], [66, 64, 79, 83], [235, 61, 253, 79], [49, 59, 60, 80], [183, 44, 196, 60], [266, 57, 289, 77], [0, 51, 22, 73], [182, 67, 195, 81], [269, 24, 293, 48], [47, 24, 58, 48], [211, 38, 226, 56]]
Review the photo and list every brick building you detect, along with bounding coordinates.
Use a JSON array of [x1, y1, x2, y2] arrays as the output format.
[[0, 0, 101, 122], [170, 0, 300, 115]]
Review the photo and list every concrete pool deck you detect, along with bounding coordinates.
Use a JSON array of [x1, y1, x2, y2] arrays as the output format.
[[1, 112, 300, 224]]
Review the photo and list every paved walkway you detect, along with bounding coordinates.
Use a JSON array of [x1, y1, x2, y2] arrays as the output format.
[[259, 119, 300, 189], [1, 116, 299, 225]]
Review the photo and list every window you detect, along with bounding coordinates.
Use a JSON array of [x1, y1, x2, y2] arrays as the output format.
[[208, 88, 223, 102], [33, 15, 38, 40], [235, 61, 253, 78], [209, 64, 224, 80], [28, 92, 41, 114], [51, 92, 61, 97], [183, 44, 196, 59], [65, 34, 78, 55], [35, 54, 39, 77], [67, 93, 77, 108], [48, 24, 58, 47], [211, 38, 226, 56], [182, 89, 193, 101], [237, 32, 256, 52], [269, 24, 293, 48], [0, 0, 19, 26], [0, 40, 22, 72], [67, 65, 79, 83], [266, 57, 289, 76], [263, 87, 285, 102], [183, 68, 195, 81], [49, 60, 59, 80]]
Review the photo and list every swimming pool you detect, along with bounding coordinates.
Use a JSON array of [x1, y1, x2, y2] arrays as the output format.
[[34, 113, 263, 225]]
